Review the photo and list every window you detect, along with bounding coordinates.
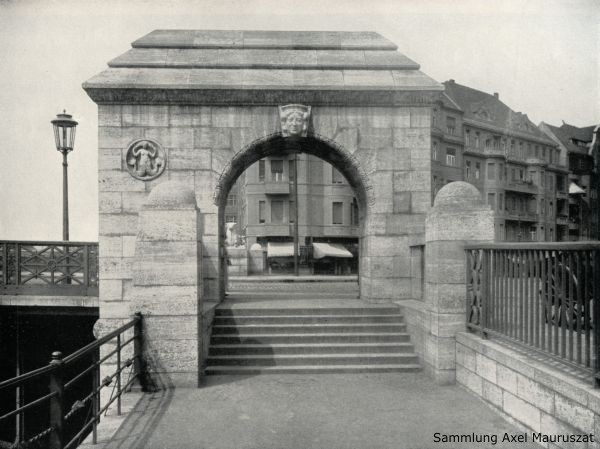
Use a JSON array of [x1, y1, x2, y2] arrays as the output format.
[[530, 226, 537, 241], [289, 159, 296, 181], [351, 198, 359, 226], [475, 132, 480, 148], [289, 200, 295, 223], [540, 171, 545, 187], [519, 142, 524, 159], [493, 136, 500, 149], [332, 167, 344, 184], [535, 146, 539, 157], [540, 199, 545, 215], [271, 200, 284, 223], [432, 141, 438, 160], [549, 201, 553, 217], [332, 202, 343, 225], [465, 160, 471, 179], [225, 215, 237, 223], [226, 194, 237, 207], [499, 164, 504, 181], [259, 201, 266, 223], [465, 130, 471, 146], [487, 193, 495, 209], [487, 163, 495, 180], [519, 169, 524, 181], [446, 148, 456, 166], [511, 168, 516, 181], [499, 193, 504, 211], [271, 160, 284, 182], [432, 108, 437, 127], [258, 160, 265, 182], [485, 138, 492, 149], [510, 140, 515, 156], [475, 162, 481, 179], [446, 116, 456, 135]]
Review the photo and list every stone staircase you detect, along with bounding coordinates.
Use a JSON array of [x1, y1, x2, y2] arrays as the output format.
[[205, 304, 421, 374]]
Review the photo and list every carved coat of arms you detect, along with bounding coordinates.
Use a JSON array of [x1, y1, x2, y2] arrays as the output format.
[[125, 139, 166, 180], [279, 104, 311, 137]]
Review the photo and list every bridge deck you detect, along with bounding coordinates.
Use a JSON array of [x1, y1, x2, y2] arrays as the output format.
[[86, 372, 540, 449]]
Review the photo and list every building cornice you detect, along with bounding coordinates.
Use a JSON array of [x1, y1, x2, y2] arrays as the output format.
[[463, 118, 557, 147]]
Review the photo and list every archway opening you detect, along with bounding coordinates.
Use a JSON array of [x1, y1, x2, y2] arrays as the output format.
[[214, 134, 371, 300]]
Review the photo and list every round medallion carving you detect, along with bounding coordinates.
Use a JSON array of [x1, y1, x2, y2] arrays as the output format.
[[125, 139, 166, 180]]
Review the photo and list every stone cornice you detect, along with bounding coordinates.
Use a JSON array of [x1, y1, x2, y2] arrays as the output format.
[[83, 87, 442, 106]]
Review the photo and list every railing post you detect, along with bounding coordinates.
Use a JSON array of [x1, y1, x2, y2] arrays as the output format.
[[594, 249, 600, 388], [133, 312, 147, 391], [48, 351, 64, 449], [92, 350, 99, 444], [480, 249, 488, 339], [116, 334, 122, 415]]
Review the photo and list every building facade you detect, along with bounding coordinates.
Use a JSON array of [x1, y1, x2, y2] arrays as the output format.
[[539, 122, 600, 240], [433, 80, 566, 241], [232, 154, 359, 273]]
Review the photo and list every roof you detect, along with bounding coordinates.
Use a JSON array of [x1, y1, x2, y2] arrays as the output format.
[[443, 80, 554, 144], [83, 30, 442, 104], [541, 122, 596, 155]]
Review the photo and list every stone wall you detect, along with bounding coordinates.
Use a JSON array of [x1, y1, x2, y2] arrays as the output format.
[[400, 182, 494, 384], [226, 247, 247, 276], [457, 332, 600, 449], [97, 104, 433, 307]]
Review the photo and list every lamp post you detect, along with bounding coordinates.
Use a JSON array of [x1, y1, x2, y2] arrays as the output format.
[[51, 110, 78, 241]]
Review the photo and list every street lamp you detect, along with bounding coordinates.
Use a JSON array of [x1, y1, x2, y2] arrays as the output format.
[[51, 110, 78, 241]]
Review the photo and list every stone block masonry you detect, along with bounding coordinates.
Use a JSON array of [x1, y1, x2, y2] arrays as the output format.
[[457, 332, 600, 449]]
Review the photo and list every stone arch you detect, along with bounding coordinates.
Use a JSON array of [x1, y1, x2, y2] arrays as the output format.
[[214, 132, 374, 299]]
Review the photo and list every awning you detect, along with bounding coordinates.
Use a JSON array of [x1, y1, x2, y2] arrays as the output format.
[[312, 242, 353, 259], [569, 182, 586, 195], [267, 242, 294, 258]]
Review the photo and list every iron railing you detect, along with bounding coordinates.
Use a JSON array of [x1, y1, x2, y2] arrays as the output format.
[[0, 241, 99, 296], [465, 242, 600, 386], [0, 313, 145, 449]]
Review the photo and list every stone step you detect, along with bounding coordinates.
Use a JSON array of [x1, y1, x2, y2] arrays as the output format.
[[206, 353, 419, 366], [213, 314, 404, 325], [204, 364, 422, 375], [215, 307, 400, 316], [209, 342, 414, 355], [210, 332, 412, 344], [212, 323, 407, 335]]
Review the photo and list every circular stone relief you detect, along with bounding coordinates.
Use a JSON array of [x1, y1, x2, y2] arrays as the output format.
[[125, 139, 167, 181]]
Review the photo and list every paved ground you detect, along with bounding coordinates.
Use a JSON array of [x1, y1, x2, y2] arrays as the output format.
[[104, 373, 542, 449]]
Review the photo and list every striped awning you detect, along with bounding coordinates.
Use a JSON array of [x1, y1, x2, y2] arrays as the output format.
[[569, 182, 586, 195], [312, 242, 353, 259], [267, 242, 294, 257]]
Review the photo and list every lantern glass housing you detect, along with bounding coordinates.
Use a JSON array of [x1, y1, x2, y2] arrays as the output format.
[[51, 111, 78, 153]]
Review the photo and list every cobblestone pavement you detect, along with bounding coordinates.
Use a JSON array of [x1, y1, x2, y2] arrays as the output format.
[[105, 373, 542, 449]]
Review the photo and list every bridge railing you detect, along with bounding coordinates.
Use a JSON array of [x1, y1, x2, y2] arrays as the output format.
[[465, 242, 600, 386], [0, 240, 99, 296], [0, 313, 145, 449]]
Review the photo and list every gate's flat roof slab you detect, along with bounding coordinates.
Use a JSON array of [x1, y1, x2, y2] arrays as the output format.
[[84, 30, 443, 105], [131, 30, 399, 50]]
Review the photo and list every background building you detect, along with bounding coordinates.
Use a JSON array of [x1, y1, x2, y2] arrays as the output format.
[[433, 80, 566, 241], [231, 154, 359, 274], [539, 122, 599, 240]]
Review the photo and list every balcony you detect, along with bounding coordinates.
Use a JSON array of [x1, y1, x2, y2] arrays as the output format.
[[264, 181, 290, 195], [504, 211, 538, 222], [246, 224, 290, 237], [504, 180, 538, 194], [556, 215, 569, 225]]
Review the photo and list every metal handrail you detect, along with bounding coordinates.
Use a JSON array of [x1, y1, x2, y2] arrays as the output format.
[[0, 312, 145, 449], [465, 241, 600, 251]]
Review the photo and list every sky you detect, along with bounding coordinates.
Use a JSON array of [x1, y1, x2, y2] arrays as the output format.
[[0, 0, 598, 241]]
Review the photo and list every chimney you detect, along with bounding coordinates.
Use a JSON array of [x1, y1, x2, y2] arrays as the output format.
[[448, 79, 455, 84], [493, 92, 499, 99]]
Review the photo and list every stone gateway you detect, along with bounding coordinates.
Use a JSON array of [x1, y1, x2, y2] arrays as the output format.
[[84, 30, 443, 386]]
